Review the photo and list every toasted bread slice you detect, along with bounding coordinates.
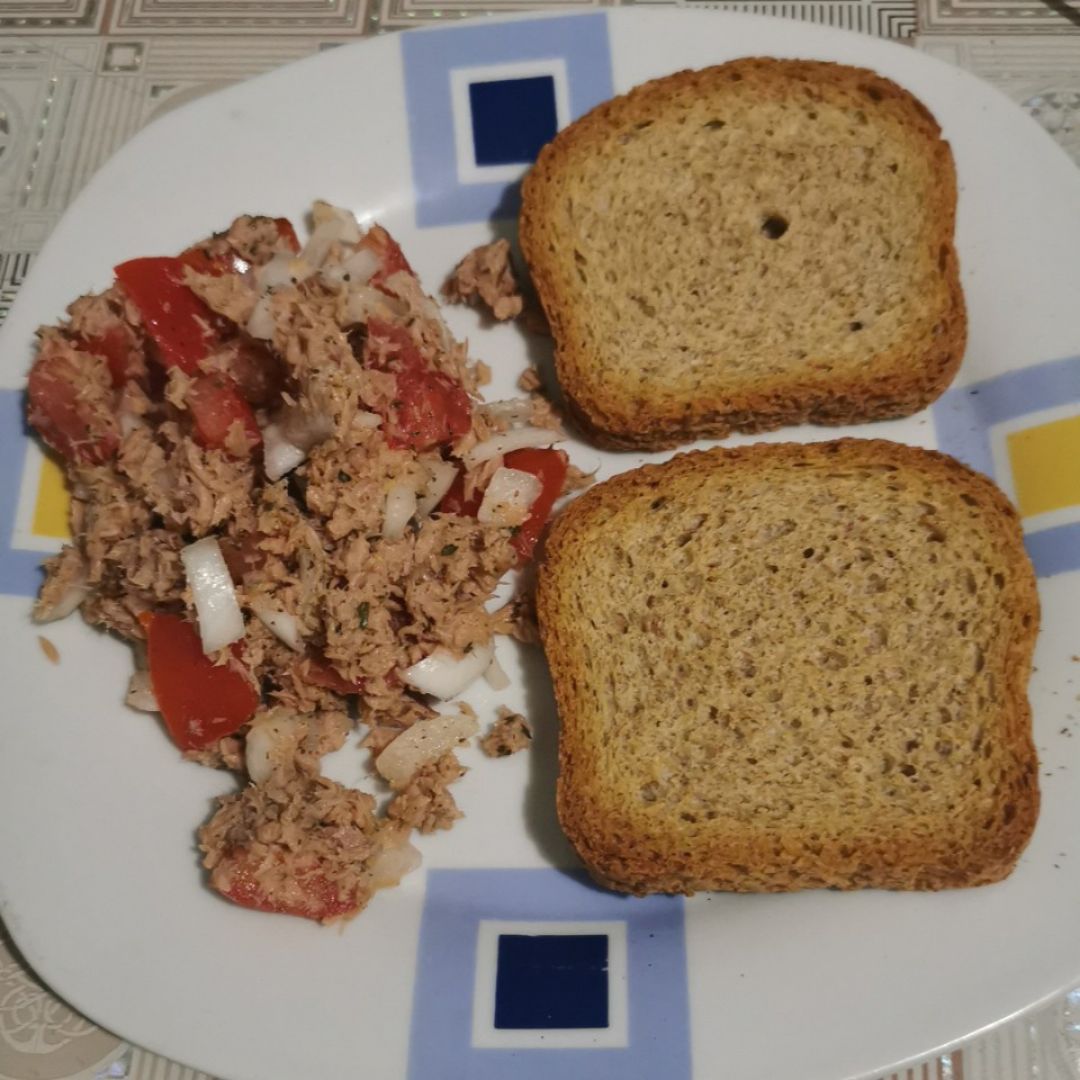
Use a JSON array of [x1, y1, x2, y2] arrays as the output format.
[[537, 440, 1039, 893], [519, 59, 966, 449]]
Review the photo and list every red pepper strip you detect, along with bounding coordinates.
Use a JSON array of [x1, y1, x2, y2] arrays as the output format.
[[275, 218, 300, 254], [141, 612, 258, 751], [186, 375, 261, 454], [114, 256, 224, 375], [216, 852, 360, 922], [437, 448, 568, 563], [503, 447, 568, 561], [365, 319, 472, 452]]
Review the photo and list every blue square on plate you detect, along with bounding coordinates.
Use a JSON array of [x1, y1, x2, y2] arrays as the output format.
[[494, 933, 609, 1029], [468, 76, 558, 167]]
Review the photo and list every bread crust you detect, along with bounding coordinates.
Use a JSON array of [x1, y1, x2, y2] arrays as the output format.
[[537, 439, 1039, 893], [520, 58, 967, 450]]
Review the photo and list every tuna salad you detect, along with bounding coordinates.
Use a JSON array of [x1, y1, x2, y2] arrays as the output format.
[[27, 203, 571, 923]]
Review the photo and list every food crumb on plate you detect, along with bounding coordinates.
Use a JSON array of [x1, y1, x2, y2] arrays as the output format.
[[37, 635, 60, 664]]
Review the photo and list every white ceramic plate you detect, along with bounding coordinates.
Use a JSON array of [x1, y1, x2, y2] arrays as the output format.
[[1, 11, 1080, 1080]]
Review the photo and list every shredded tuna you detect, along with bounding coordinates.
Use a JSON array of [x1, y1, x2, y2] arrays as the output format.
[[480, 708, 532, 757], [444, 239, 524, 322], [517, 366, 542, 393], [386, 752, 465, 833], [199, 772, 381, 923], [24, 205, 579, 925]]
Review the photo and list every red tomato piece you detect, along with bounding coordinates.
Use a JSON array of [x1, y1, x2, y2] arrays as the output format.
[[218, 532, 268, 584], [79, 324, 145, 388], [362, 225, 414, 284], [221, 338, 285, 408], [295, 656, 364, 695], [179, 245, 249, 278], [143, 612, 259, 751], [365, 320, 472, 451], [26, 339, 119, 465], [186, 375, 261, 454], [436, 449, 567, 562], [114, 257, 224, 375], [275, 217, 300, 254], [503, 447, 568, 560], [215, 852, 360, 922], [386, 369, 472, 452], [436, 468, 482, 518]]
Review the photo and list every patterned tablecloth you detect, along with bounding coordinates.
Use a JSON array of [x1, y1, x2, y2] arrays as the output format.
[[1, 1, 1079, 1078]]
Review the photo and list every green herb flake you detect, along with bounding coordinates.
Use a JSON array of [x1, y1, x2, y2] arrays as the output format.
[[338, 471, 351, 484], [440, 544, 458, 557], [509, 525, 522, 536], [357, 602, 370, 629]]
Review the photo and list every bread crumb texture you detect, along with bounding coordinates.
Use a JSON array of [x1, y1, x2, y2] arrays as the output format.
[[537, 440, 1039, 894], [520, 59, 967, 449]]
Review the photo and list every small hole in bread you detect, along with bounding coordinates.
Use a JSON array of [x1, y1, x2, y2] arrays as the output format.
[[862, 84, 885, 102], [761, 215, 789, 240], [849, 321, 864, 332], [703, 119, 726, 130]]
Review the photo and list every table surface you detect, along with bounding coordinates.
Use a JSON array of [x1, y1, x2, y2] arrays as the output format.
[[2, 2, 1079, 1078]]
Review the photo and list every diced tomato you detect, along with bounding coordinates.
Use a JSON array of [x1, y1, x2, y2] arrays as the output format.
[[142, 612, 259, 751], [436, 448, 568, 562], [362, 225, 413, 285], [275, 217, 300, 254], [436, 468, 482, 517], [218, 532, 268, 584], [186, 375, 261, 454], [295, 656, 364, 695], [365, 320, 472, 451], [386, 368, 472, 452], [221, 338, 285, 408], [179, 244, 249, 278], [215, 852, 359, 922], [79, 324, 145, 388], [503, 447, 568, 560], [26, 340, 119, 465], [114, 257, 225, 375]]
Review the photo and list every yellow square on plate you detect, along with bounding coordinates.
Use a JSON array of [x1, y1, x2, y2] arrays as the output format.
[[32, 452, 71, 540], [1006, 414, 1080, 518]]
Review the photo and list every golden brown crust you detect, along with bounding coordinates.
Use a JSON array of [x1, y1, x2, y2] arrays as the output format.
[[537, 439, 1039, 893], [520, 58, 967, 450]]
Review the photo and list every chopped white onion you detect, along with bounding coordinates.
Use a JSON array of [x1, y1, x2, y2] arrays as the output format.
[[33, 569, 88, 624], [251, 599, 303, 652], [462, 426, 564, 469], [477, 467, 542, 527], [119, 410, 145, 438], [483, 653, 511, 691], [125, 671, 159, 713], [416, 459, 458, 518], [181, 537, 245, 654], [353, 410, 382, 430], [369, 837, 422, 890], [344, 285, 400, 325], [245, 709, 302, 785], [279, 406, 334, 451], [376, 712, 480, 788], [262, 422, 307, 482], [246, 294, 275, 340], [402, 641, 494, 701], [321, 246, 380, 288], [481, 398, 535, 427], [311, 200, 362, 244], [254, 252, 297, 292], [383, 482, 417, 541]]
